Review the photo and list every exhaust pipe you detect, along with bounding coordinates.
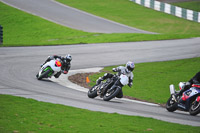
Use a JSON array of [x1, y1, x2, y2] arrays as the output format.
[[170, 84, 175, 94]]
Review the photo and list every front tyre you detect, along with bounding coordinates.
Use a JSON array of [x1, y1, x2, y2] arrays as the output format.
[[36, 73, 39, 78], [88, 85, 98, 98], [37, 69, 51, 80], [166, 96, 178, 112], [103, 87, 121, 101], [189, 99, 200, 116]]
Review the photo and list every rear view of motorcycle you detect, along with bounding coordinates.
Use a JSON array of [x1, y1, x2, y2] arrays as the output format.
[[166, 82, 200, 116], [36, 59, 63, 80], [88, 74, 129, 101]]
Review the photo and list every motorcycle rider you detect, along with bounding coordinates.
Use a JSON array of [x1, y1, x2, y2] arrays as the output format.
[[40, 54, 72, 78], [96, 61, 135, 98], [176, 71, 200, 98]]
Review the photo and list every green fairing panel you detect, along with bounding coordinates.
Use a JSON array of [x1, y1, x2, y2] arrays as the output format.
[[44, 67, 53, 76]]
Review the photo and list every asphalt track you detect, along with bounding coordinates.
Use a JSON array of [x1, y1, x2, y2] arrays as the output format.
[[0, 0, 154, 34], [0, 38, 200, 126], [0, 0, 200, 127]]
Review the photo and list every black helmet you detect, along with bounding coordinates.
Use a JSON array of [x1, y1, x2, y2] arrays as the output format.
[[65, 54, 72, 62], [125, 61, 135, 72]]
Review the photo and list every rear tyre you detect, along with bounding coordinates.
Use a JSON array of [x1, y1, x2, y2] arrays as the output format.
[[189, 99, 200, 116], [37, 69, 50, 80], [103, 87, 121, 101], [88, 85, 98, 98], [166, 96, 178, 112]]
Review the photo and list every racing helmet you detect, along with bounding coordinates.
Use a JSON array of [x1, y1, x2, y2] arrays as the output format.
[[65, 54, 72, 62], [125, 61, 135, 72]]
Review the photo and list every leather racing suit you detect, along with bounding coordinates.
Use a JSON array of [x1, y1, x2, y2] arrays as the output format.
[[96, 66, 134, 98]]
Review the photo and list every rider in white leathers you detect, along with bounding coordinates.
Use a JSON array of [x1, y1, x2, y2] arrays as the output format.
[[96, 61, 135, 98]]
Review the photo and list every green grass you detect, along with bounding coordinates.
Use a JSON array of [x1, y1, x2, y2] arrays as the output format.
[[57, 0, 200, 34], [0, 2, 91, 46], [1, 94, 199, 132], [0, 1, 200, 46], [172, 1, 200, 12], [89, 57, 200, 104]]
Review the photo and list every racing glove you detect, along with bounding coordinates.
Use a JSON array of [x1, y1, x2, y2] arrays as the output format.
[[62, 70, 68, 74], [128, 82, 132, 88], [112, 68, 117, 72]]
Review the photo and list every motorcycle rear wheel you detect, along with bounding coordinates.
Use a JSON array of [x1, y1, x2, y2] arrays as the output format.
[[88, 85, 98, 98], [103, 87, 120, 101], [166, 96, 178, 112], [189, 99, 200, 116], [37, 69, 51, 80]]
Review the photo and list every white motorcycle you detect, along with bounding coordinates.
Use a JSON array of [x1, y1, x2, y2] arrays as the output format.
[[36, 59, 63, 80], [88, 73, 129, 101]]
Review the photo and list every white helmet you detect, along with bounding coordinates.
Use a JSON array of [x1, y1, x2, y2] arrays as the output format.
[[65, 54, 72, 62], [126, 61, 135, 72]]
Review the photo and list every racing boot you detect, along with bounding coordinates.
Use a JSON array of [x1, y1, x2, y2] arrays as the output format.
[[96, 73, 114, 85], [96, 77, 103, 85], [54, 71, 61, 78]]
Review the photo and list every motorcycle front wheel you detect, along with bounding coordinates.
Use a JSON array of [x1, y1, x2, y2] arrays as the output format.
[[103, 87, 121, 101], [37, 69, 51, 80], [88, 85, 98, 98], [166, 96, 178, 112], [189, 99, 200, 116]]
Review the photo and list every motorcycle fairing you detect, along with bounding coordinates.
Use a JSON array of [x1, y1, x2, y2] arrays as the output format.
[[192, 84, 200, 88], [55, 60, 62, 67], [39, 60, 61, 77], [120, 74, 129, 85], [181, 87, 200, 110], [44, 67, 53, 77], [196, 96, 200, 102]]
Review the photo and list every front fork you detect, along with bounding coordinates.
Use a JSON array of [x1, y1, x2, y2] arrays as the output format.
[[107, 80, 122, 94], [170, 84, 178, 102], [97, 84, 103, 96]]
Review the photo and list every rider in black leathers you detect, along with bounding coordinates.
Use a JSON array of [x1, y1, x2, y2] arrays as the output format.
[[41, 54, 72, 78], [176, 71, 200, 97]]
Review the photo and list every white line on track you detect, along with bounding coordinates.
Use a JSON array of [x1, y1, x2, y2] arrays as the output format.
[[50, 67, 159, 107]]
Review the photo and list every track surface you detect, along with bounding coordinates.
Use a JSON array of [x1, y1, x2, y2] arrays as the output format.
[[0, 38, 200, 126], [0, 0, 154, 34], [0, 0, 200, 127]]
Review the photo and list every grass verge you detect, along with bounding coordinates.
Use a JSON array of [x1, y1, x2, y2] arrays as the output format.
[[0, 1, 200, 46], [88, 57, 200, 104], [0, 94, 199, 132], [57, 0, 200, 34], [172, 1, 200, 12]]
